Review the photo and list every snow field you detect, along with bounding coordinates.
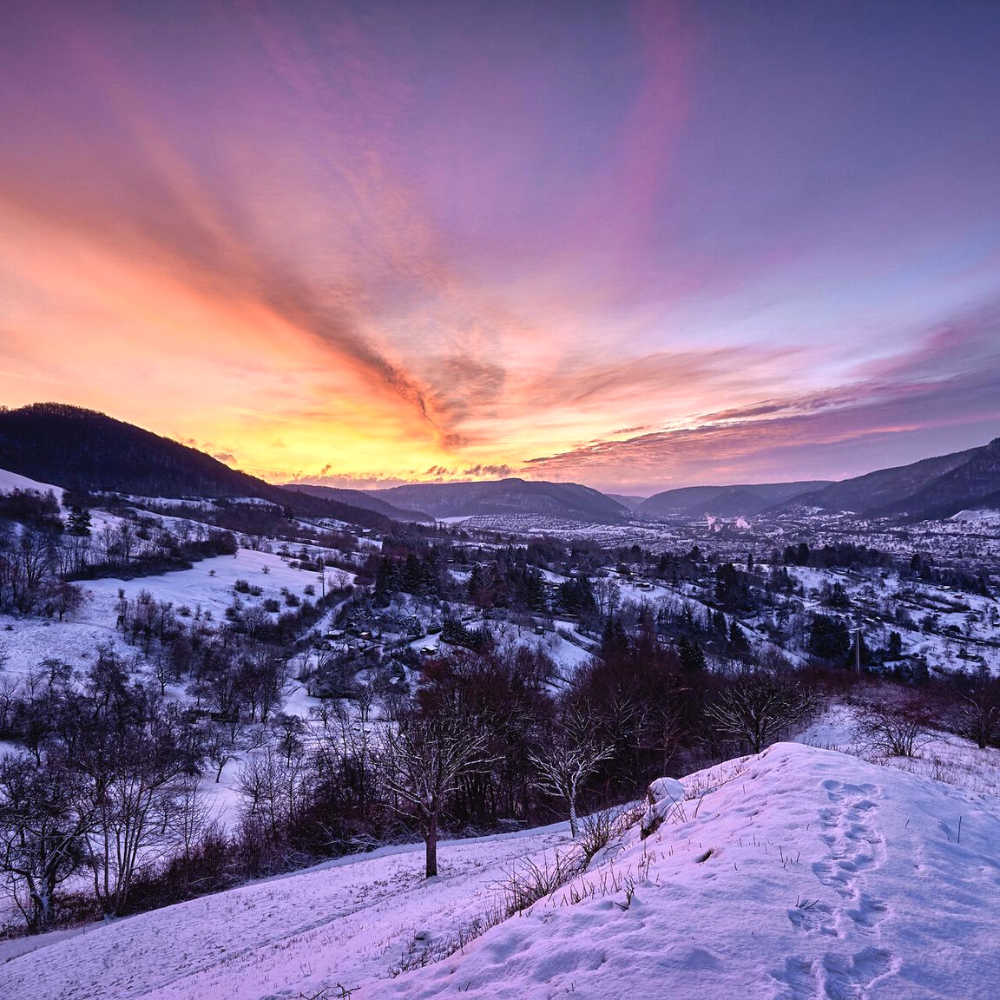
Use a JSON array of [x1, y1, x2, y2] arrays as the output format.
[[0, 548, 333, 678], [0, 823, 572, 1000]]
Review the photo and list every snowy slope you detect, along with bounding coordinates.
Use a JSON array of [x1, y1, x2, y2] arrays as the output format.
[[0, 466, 63, 501], [0, 548, 327, 678], [0, 824, 572, 1000], [3, 742, 1000, 999], [380, 743, 1000, 1000]]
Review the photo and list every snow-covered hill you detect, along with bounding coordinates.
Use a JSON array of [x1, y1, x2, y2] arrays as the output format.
[[0, 467, 62, 500], [2, 742, 998, 999]]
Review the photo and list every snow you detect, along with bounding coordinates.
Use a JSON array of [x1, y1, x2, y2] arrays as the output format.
[[5, 742, 1000, 999], [0, 467, 63, 501], [379, 743, 1000, 1000], [640, 775, 686, 837], [0, 548, 329, 678], [82, 547, 321, 615], [949, 508, 1000, 523], [797, 701, 1000, 801], [0, 823, 572, 1000]]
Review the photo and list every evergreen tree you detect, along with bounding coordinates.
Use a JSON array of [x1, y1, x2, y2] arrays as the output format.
[[678, 636, 706, 675], [67, 506, 92, 537], [886, 631, 904, 659], [600, 615, 629, 656]]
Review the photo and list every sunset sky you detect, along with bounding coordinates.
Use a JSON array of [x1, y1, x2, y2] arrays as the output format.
[[2, 0, 999, 495]]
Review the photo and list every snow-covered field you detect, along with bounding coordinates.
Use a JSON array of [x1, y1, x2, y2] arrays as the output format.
[[798, 701, 1000, 801], [0, 469, 62, 499], [0, 823, 572, 1000], [0, 548, 326, 678], [3, 741, 1000, 1000]]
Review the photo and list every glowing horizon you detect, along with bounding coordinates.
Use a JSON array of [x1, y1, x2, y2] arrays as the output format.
[[2, 1, 999, 495]]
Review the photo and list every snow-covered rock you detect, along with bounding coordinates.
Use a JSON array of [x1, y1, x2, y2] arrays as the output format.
[[640, 775, 686, 838]]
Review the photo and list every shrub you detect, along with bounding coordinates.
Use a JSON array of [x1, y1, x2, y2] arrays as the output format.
[[854, 687, 931, 758]]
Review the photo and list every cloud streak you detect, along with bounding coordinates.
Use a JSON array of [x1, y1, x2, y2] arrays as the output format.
[[525, 308, 1000, 491]]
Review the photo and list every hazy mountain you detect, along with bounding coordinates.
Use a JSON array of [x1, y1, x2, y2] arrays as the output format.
[[367, 478, 630, 523], [0, 403, 389, 528], [636, 440, 1000, 521], [884, 438, 1000, 518], [784, 449, 979, 515], [283, 483, 434, 523], [606, 494, 647, 510], [641, 481, 833, 518], [784, 442, 998, 518]]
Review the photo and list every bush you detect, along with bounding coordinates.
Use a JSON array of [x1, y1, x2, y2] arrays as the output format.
[[854, 687, 931, 757]]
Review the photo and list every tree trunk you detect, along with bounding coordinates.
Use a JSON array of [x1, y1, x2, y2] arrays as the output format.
[[425, 812, 438, 878]]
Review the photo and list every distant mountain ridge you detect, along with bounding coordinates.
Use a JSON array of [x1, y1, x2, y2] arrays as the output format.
[[637, 438, 1000, 521], [0, 403, 390, 528], [2, 403, 996, 527], [606, 494, 647, 510], [282, 483, 434, 523], [366, 478, 630, 523], [640, 481, 833, 518], [787, 439, 1000, 519]]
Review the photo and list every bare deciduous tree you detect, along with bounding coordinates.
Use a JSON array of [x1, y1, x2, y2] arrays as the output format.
[[0, 751, 90, 933], [529, 709, 613, 838], [707, 669, 815, 754], [854, 688, 930, 758], [381, 712, 490, 877], [960, 681, 1000, 750]]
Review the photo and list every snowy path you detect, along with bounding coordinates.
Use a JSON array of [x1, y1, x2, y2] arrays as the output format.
[[775, 778, 894, 998]]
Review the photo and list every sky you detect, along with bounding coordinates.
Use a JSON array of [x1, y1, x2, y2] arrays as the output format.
[[1, 0, 999, 496]]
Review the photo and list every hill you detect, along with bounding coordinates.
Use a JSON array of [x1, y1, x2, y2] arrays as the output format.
[[283, 483, 435, 522], [786, 440, 1000, 519], [641, 481, 832, 518], [636, 437, 1000, 522], [367, 478, 630, 523], [606, 493, 647, 510], [872, 438, 1000, 519], [0, 404, 389, 528], [3, 742, 998, 999]]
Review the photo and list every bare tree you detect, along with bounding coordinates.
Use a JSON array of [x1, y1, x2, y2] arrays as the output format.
[[113, 520, 140, 567], [960, 681, 1000, 750], [381, 712, 490, 877], [854, 688, 930, 758], [707, 669, 815, 754], [203, 720, 265, 782], [73, 695, 198, 917], [529, 708, 613, 838], [593, 577, 622, 618], [237, 741, 309, 843], [0, 751, 90, 933], [352, 679, 377, 724]]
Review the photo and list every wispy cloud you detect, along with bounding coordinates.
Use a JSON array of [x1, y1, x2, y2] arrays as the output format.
[[1, 1, 998, 490], [525, 307, 1000, 490]]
